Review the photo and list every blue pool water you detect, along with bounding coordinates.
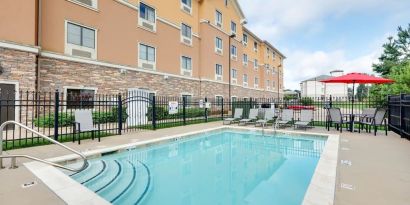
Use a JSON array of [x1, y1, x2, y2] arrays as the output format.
[[69, 129, 326, 205]]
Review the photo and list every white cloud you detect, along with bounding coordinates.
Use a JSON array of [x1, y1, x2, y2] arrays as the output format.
[[283, 50, 381, 90]]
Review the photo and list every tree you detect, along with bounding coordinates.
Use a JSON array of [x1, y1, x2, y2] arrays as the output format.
[[373, 24, 410, 76], [356, 84, 369, 101]]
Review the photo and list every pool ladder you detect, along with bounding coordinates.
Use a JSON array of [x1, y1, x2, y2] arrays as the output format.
[[0, 121, 88, 172]]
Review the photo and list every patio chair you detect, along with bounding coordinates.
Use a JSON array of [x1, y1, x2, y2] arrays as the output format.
[[327, 108, 349, 133], [355, 108, 376, 124], [239, 109, 259, 126], [255, 109, 275, 127], [358, 108, 387, 136], [294, 109, 314, 130], [74, 110, 100, 144], [223, 108, 243, 125], [276, 109, 294, 128]]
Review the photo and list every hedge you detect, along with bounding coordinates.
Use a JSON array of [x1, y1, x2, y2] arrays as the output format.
[[147, 106, 209, 121], [34, 107, 128, 128]]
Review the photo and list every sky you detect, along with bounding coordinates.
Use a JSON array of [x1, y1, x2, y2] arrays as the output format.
[[238, 0, 410, 90]]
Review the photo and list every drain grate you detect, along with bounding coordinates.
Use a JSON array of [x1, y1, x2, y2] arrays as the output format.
[[341, 160, 352, 166], [22, 181, 37, 188]]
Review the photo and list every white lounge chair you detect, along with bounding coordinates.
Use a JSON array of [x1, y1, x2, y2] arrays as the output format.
[[255, 109, 275, 128], [74, 110, 100, 144], [223, 108, 243, 125], [358, 108, 387, 136], [239, 109, 259, 126], [294, 109, 314, 130], [276, 109, 294, 128]]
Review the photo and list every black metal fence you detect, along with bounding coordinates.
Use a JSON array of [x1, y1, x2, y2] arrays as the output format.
[[388, 94, 410, 139], [0, 90, 387, 150]]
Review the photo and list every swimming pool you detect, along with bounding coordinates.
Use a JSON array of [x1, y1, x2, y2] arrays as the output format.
[[67, 128, 327, 205]]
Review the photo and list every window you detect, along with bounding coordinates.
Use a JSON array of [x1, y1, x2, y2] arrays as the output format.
[[243, 34, 248, 45], [181, 56, 192, 71], [267, 48, 270, 58], [231, 96, 237, 102], [66, 88, 95, 109], [182, 94, 192, 104], [139, 3, 156, 31], [215, 64, 223, 80], [215, 37, 223, 54], [181, 23, 192, 45], [272, 81, 276, 88], [243, 74, 248, 87], [231, 69, 237, 79], [216, 95, 224, 106], [243, 54, 248, 66], [231, 45, 237, 59], [254, 77, 259, 88], [72, 0, 98, 9], [181, 0, 192, 10], [254, 42, 258, 52], [225, 0, 228, 6], [266, 80, 270, 90], [254, 59, 258, 69], [139, 43, 156, 69], [272, 52, 276, 60], [231, 21, 236, 34], [66, 22, 96, 59], [215, 10, 223, 28]]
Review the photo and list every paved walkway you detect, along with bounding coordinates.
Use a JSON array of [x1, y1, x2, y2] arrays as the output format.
[[0, 122, 409, 205]]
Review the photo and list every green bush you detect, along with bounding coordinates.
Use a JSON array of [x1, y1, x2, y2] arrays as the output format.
[[300, 97, 314, 106], [147, 106, 208, 121], [34, 107, 128, 128]]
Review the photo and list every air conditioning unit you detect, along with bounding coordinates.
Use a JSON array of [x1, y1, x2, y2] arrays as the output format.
[[242, 42, 247, 46], [71, 49, 92, 58], [75, 0, 95, 7], [216, 75, 222, 81], [139, 17, 156, 31], [255, 85, 259, 89], [182, 70, 192, 76], [181, 36, 192, 45], [142, 22, 154, 30], [215, 48, 223, 55], [216, 22, 222, 28], [243, 83, 248, 87], [231, 55, 237, 61], [243, 62, 248, 66], [231, 79, 237, 84], [181, 4, 192, 13], [142, 63, 154, 69], [254, 48, 258, 52]]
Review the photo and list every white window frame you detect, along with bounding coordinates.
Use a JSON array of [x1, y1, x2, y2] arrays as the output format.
[[138, 43, 157, 70], [243, 54, 248, 66], [254, 77, 259, 88], [181, 23, 192, 45], [64, 20, 97, 59], [180, 56, 192, 76], [254, 59, 258, 70], [215, 10, 223, 28], [68, 0, 98, 10], [231, 45, 237, 60], [180, 0, 192, 14], [138, 2, 157, 32], [243, 34, 248, 46], [266, 80, 271, 90], [254, 42, 258, 52], [215, 64, 223, 81], [215, 37, 223, 55], [231, 21, 237, 35], [231, 68, 237, 84], [243, 74, 248, 87]]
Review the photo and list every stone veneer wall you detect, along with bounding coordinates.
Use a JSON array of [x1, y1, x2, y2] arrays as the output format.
[[0, 48, 37, 90], [38, 57, 279, 99]]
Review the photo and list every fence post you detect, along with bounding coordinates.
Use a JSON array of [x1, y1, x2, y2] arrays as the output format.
[[118, 93, 123, 135], [400, 93, 404, 138], [221, 98, 224, 120], [54, 90, 59, 141], [183, 97, 187, 125], [205, 97, 208, 122], [152, 96, 157, 130]]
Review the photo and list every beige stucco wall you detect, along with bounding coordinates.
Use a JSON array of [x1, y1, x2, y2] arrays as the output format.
[[0, 0, 37, 46]]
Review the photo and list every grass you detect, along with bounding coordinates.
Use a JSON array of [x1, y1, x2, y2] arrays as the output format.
[[2, 131, 113, 150]]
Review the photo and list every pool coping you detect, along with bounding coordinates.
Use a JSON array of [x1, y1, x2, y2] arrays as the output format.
[[24, 126, 339, 205]]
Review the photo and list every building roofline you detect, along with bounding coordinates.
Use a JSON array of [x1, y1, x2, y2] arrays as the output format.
[[242, 27, 286, 59]]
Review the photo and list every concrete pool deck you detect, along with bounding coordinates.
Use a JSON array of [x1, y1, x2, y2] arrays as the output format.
[[0, 121, 409, 205]]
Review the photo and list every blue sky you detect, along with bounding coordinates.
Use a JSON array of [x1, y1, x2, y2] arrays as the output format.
[[238, 0, 410, 89]]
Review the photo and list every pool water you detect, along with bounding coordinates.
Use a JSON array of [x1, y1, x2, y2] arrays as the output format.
[[69, 129, 326, 205]]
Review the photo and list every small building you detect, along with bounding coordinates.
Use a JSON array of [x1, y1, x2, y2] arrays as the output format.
[[300, 70, 348, 98]]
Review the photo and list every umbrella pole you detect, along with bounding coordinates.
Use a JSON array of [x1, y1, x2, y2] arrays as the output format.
[[351, 82, 355, 132]]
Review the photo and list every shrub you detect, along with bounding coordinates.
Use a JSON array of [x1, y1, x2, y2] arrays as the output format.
[[147, 106, 208, 121], [300, 97, 314, 106]]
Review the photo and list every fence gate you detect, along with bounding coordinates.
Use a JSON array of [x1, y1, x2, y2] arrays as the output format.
[[123, 89, 153, 131]]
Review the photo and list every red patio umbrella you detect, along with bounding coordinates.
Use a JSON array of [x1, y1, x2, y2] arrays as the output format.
[[320, 72, 394, 131]]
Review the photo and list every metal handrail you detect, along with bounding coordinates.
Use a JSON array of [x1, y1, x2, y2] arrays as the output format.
[[0, 121, 88, 172]]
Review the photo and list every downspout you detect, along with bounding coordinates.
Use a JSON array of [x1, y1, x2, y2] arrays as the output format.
[[35, 0, 42, 93]]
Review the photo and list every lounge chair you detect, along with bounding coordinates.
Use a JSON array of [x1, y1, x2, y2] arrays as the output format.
[[255, 109, 275, 127], [239, 109, 259, 126], [358, 108, 387, 136], [276, 109, 294, 128], [294, 109, 314, 130], [327, 108, 349, 133], [223, 108, 243, 125], [74, 110, 100, 144]]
